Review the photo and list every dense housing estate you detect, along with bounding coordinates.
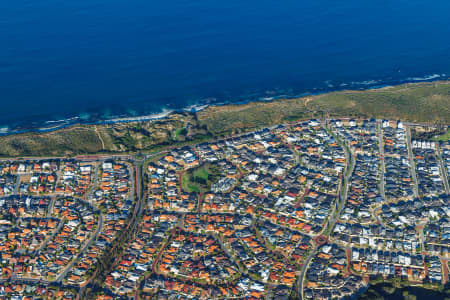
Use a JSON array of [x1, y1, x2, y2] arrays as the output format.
[[0, 118, 448, 299]]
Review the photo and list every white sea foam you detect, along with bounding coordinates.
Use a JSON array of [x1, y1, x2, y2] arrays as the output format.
[[107, 108, 174, 123], [45, 116, 80, 124], [3, 73, 448, 136], [0, 126, 9, 134], [183, 104, 209, 112], [350, 79, 381, 86], [407, 74, 441, 81]]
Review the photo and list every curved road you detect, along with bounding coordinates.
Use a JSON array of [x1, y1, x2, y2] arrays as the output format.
[[297, 125, 355, 300]]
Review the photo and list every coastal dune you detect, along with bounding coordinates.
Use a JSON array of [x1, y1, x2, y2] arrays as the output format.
[[0, 81, 449, 158]]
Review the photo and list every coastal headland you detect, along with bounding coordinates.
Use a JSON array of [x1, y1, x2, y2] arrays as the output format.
[[0, 80, 449, 157]]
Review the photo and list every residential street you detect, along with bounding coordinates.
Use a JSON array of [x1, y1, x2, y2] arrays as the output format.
[[406, 125, 420, 198]]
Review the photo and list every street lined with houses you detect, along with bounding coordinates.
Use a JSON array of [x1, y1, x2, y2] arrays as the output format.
[[0, 118, 448, 299]]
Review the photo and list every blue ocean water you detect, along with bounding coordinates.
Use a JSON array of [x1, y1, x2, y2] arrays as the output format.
[[0, 0, 449, 131]]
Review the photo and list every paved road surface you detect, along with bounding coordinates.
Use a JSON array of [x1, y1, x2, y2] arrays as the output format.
[[406, 126, 420, 198], [377, 122, 386, 200], [436, 147, 450, 194], [297, 125, 355, 300], [56, 211, 104, 282]]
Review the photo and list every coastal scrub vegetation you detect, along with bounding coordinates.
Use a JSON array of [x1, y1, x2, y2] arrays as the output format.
[[0, 81, 449, 157], [197, 81, 450, 136]]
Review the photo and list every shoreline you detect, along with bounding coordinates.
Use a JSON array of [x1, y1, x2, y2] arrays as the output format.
[[0, 75, 448, 137]]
